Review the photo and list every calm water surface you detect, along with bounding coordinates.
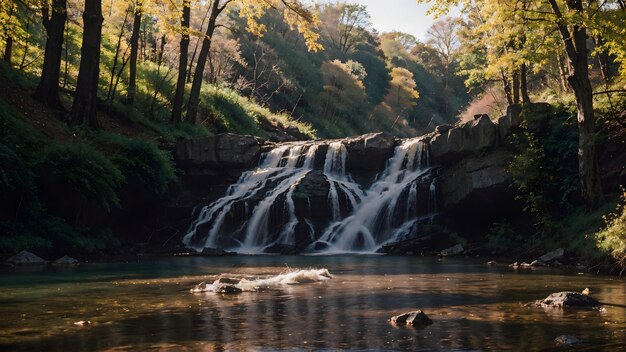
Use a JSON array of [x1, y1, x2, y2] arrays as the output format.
[[0, 256, 625, 351]]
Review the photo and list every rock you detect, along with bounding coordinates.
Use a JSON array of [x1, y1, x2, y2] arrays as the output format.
[[174, 133, 264, 179], [6, 251, 46, 266], [530, 260, 545, 267], [538, 248, 564, 263], [435, 124, 454, 134], [439, 150, 513, 212], [215, 277, 241, 285], [497, 104, 522, 144], [430, 114, 497, 166], [391, 310, 432, 326], [201, 248, 236, 256], [535, 292, 600, 308], [518, 262, 532, 268], [344, 132, 396, 173], [555, 335, 580, 345], [214, 283, 243, 294], [440, 244, 464, 257], [285, 125, 310, 141], [582, 288, 591, 295], [509, 262, 519, 268], [52, 255, 79, 266], [486, 260, 497, 266]]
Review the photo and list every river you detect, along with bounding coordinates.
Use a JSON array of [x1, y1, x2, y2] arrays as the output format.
[[1, 255, 624, 351]]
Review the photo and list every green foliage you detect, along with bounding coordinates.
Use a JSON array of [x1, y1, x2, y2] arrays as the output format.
[[37, 143, 124, 211], [507, 105, 579, 238], [199, 84, 316, 138], [595, 191, 626, 272], [109, 136, 176, 196], [486, 221, 524, 253]]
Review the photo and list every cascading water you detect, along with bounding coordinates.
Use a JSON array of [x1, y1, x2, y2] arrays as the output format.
[[183, 137, 438, 254]]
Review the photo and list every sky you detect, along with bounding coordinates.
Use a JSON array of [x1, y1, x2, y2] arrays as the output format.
[[314, 0, 460, 41]]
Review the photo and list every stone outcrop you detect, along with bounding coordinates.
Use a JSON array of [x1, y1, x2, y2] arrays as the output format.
[[52, 255, 79, 266], [429, 114, 498, 166], [535, 292, 600, 308], [343, 132, 396, 173], [6, 251, 46, 266], [439, 149, 513, 212], [174, 133, 264, 172]]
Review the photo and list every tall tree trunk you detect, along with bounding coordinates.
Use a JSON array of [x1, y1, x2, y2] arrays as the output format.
[[126, 0, 142, 105], [512, 69, 520, 104], [68, 0, 103, 129], [170, 0, 190, 123], [34, 0, 67, 109], [549, 0, 603, 209], [520, 63, 531, 104], [501, 71, 513, 106], [3, 0, 15, 65], [186, 0, 223, 124]]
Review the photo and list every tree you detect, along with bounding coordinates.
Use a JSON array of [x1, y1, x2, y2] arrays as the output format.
[[68, 0, 103, 128], [318, 2, 370, 57], [385, 67, 420, 115], [170, 0, 190, 123], [319, 59, 367, 124], [185, 0, 321, 124], [34, 0, 67, 109], [126, 0, 143, 105], [420, 0, 610, 209]]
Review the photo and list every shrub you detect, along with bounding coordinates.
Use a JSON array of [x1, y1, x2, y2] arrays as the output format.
[[111, 138, 176, 196], [595, 190, 626, 273], [37, 143, 124, 211]]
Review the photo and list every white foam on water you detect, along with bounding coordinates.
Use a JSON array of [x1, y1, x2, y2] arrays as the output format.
[[191, 268, 333, 293]]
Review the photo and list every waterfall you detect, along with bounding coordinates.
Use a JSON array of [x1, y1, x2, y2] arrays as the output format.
[[183, 138, 438, 254]]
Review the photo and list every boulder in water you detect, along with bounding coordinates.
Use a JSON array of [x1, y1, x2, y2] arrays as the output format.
[[52, 255, 79, 266], [555, 335, 581, 345], [535, 292, 599, 308], [344, 132, 396, 173], [214, 283, 243, 294], [440, 244, 464, 257], [201, 248, 236, 256], [391, 310, 432, 326], [6, 251, 46, 266]]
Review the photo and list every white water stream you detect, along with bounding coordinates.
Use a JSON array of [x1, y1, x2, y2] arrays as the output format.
[[182, 138, 437, 253]]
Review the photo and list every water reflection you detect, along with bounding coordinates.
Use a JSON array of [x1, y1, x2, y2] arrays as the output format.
[[0, 256, 624, 351]]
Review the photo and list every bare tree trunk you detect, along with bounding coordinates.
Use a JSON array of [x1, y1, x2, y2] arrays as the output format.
[[501, 71, 513, 106], [512, 69, 520, 104], [186, 0, 223, 124], [34, 0, 68, 110], [107, 5, 130, 102], [126, 0, 142, 105], [549, 0, 603, 209], [62, 20, 69, 88], [520, 63, 531, 104], [171, 0, 190, 123], [68, 0, 103, 129]]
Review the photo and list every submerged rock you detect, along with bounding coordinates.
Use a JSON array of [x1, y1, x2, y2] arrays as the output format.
[[6, 251, 46, 266], [214, 284, 243, 294], [535, 292, 600, 308], [52, 255, 79, 266], [555, 335, 580, 345], [200, 248, 236, 256], [440, 244, 464, 257], [391, 310, 433, 326]]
